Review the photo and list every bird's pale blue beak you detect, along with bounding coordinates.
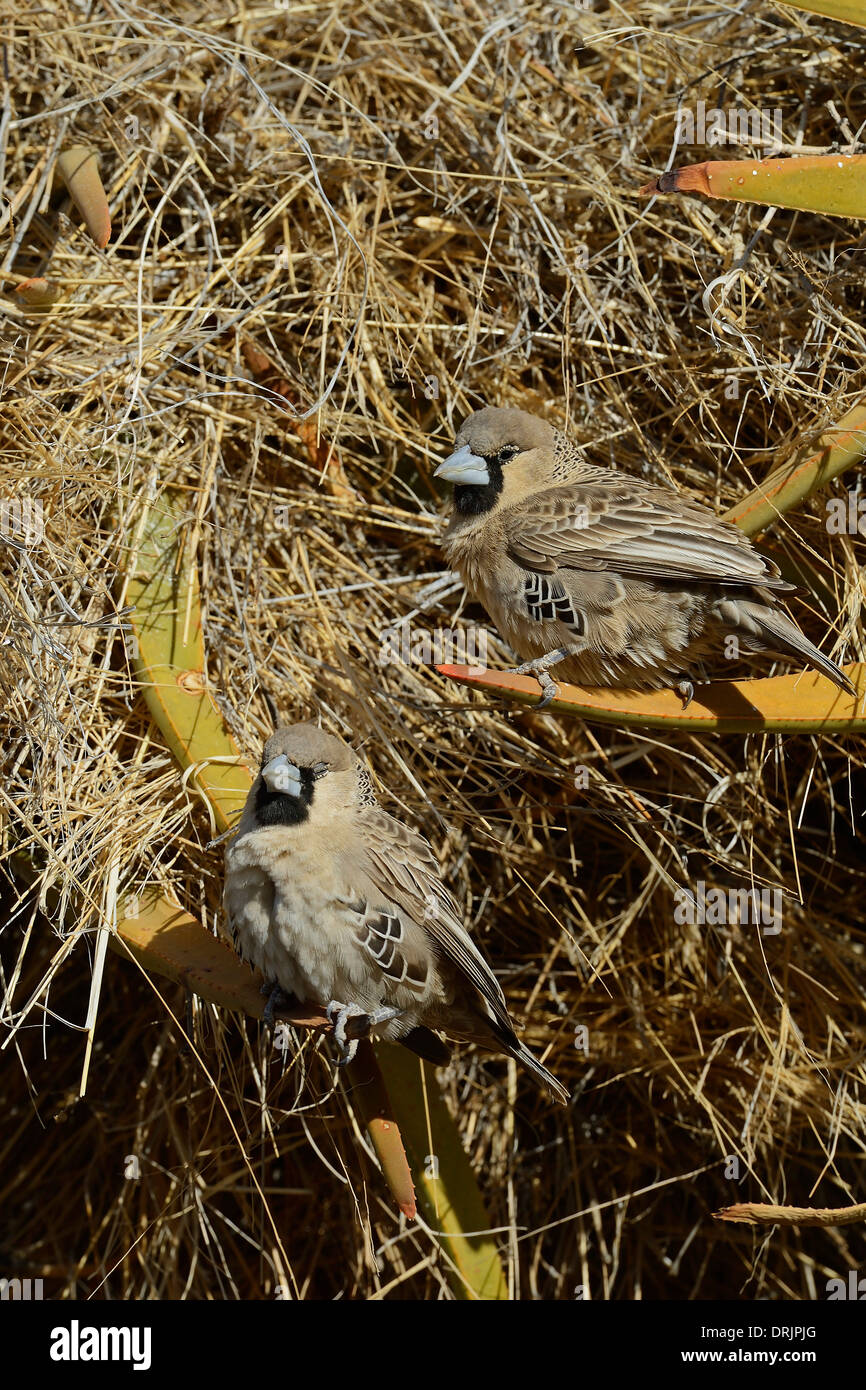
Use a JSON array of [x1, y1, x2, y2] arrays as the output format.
[[434, 443, 490, 486], [262, 753, 302, 796]]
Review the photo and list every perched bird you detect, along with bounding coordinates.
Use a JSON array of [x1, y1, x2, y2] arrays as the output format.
[[435, 405, 854, 706], [223, 722, 568, 1104]]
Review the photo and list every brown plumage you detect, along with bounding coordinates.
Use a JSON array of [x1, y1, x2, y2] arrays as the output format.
[[223, 722, 568, 1104], [435, 405, 854, 704]]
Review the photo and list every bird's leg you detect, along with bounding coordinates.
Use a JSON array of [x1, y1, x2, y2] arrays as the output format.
[[510, 647, 571, 709], [326, 1000, 404, 1066], [261, 979, 291, 1031], [326, 1000, 367, 1062], [674, 676, 695, 709]]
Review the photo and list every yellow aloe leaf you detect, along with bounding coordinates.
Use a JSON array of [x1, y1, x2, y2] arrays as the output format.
[[125, 496, 255, 835], [780, 0, 866, 26], [724, 400, 866, 536], [348, 1042, 418, 1221], [715, 1201, 866, 1227], [56, 146, 111, 248], [436, 663, 865, 732], [14, 276, 63, 310], [641, 153, 866, 219], [371, 1045, 510, 1300], [113, 888, 328, 1029], [124, 491, 507, 1292], [115, 893, 417, 1217]]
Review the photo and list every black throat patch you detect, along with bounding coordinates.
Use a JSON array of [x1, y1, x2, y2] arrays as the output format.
[[453, 459, 504, 516], [254, 765, 316, 826]]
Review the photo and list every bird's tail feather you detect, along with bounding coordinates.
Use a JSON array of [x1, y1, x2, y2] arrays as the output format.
[[736, 602, 855, 697], [399, 1025, 452, 1066], [508, 1038, 569, 1105], [459, 1012, 570, 1104]]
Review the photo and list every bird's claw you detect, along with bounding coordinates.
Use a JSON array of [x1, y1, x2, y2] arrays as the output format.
[[326, 1000, 404, 1066], [533, 673, 560, 709], [674, 677, 695, 709], [511, 649, 570, 708]]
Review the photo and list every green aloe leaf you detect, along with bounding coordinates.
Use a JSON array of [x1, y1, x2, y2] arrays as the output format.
[[124, 496, 255, 830], [435, 664, 864, 732], [781, 0, 866, 27], [724, 401, 866, 537], [642, 153, 866, 220], [371, 1045, 509, 1299]]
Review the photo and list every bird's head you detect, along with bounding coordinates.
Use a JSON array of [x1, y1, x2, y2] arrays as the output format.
[[434, 406, 558, 515], [255, 723, 364, 826]]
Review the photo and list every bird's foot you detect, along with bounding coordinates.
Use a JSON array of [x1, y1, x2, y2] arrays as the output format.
[[510, 648, 570, 709], [674, 676, 695, 709], [261, 980, 292, 1031], [326, 1000, 403, 1066]]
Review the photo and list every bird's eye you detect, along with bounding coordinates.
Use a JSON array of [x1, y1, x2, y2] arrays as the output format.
[[494, 443, 519, 464], [311, 761, 330, 779]]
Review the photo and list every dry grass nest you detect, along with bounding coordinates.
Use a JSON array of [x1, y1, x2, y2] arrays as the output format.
[[2, 0, 866, 1300]]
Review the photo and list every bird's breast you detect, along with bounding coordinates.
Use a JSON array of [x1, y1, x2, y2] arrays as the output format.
[[443, 516, 507, 601], [225, 826, 362, 1003]]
